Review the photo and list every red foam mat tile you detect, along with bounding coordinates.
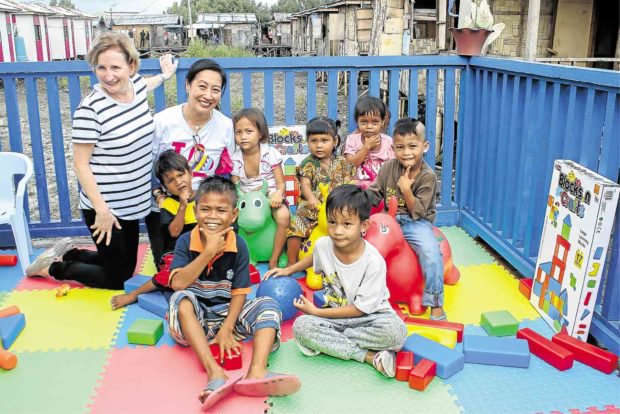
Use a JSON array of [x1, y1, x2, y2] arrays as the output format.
[[89, 343, 268, 414]]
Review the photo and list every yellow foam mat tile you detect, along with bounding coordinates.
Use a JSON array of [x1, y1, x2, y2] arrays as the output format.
[[442, 263, 539, 325], [399, 263, 539, 325], [0, 288, 126, 352], [140, 249, 158, 276]]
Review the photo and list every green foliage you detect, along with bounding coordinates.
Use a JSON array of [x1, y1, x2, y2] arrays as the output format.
[[182, 39, 253, 58], [51, 0, 75, 9]]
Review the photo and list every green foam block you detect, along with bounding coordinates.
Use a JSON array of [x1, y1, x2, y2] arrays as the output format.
[[480, 310, 519, 336], [127, 319, 164, 346]]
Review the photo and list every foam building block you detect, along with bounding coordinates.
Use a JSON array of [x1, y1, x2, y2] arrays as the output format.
[[0, 349, 17, 370], [463, 335, 530, 368], [138, 291, 169, 318], [480, 310, 519, 336], [406, 324, 457, 349], [0, 255, 17, 266], [552, 333, 618, 374], [402, 334, 464, 379], [209, 344, 243, 370], [408, 359, 436, 391], [395, 351, 414, 382], [0, 313, 26, 350], [517, 328, 574, 371], [0, 306, 21, 319], [404, 317, 465, 342], [127, 319, 164, 346], [124, 275, 153, 294], [313, 290, 326, 308], [249, 264, 261, 285], [519, 278, 533, 299]]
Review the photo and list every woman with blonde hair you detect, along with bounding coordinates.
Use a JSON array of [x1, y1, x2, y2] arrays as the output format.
[[26, 32, 177, 289]]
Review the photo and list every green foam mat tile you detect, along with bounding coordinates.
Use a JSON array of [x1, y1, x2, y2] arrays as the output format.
[[440, 226, 495, 266], [0, 349, 109, 414], [266, 341, 462, 413]]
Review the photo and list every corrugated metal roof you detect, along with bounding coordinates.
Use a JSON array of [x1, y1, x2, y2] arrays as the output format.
[[0, 0, 21, 12], [196, 13, 257, 24], [272, 13, 292, 22], [106, 14, 181, 26]]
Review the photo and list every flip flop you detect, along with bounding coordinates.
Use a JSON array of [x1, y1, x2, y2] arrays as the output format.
[[200, 376, 240, 411], [234, 372, 301, 397], [372, 350, 396, 377]]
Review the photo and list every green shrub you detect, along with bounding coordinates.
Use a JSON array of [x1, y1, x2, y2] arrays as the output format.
[[182, 39, 253, 58]]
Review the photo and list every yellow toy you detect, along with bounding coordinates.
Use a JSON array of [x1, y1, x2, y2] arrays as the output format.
[[56, 284, 70, 297], [406, 324, 458, 349], [298, 183, 329, 290]]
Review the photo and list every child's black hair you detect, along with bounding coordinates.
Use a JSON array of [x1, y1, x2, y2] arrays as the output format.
[[233, 108, 270, 144], [354, 96, 387, 121], [326, 184, 371, 222], [186, 59, 227, 92], [393, 117, 426, 141], [153, 150, 191, 184], [306, 116, 341, 148], [194, 175, 238, 207]]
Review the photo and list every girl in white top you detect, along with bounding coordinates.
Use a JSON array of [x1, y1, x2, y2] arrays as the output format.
[[231, 108, 290, 269]]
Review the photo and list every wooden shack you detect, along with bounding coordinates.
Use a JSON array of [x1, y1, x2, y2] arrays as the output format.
[[107, 14, 183, 50], [269, 13, 292, 46], [194, 13, 258, 48]]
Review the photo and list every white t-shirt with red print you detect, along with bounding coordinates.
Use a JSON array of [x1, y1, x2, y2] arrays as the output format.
[[231, 143, 283, 194], [153, 104, 235, 190]]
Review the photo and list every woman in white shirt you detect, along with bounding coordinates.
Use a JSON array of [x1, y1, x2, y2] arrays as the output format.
[[147, 59, 235, 265]]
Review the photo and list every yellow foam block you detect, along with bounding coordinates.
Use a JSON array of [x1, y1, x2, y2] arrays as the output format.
[[140, 249, 158, 276], [406, 324, 457, 349], [399, 263, 539, 325], [1, 288, 125, 352]]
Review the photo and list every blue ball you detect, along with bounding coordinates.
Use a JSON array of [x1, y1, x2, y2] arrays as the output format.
[[256, 277, 303, 321]]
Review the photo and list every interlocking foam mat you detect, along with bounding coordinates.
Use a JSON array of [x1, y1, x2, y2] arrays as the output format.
[[0, 228, 618, 414]]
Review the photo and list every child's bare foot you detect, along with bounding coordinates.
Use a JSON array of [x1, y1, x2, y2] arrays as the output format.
[[111, 293, 137, 310]]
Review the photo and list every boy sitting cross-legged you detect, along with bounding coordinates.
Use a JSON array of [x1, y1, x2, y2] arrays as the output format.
[[164, 176, 300, 409], [265, 184, 408, 377]]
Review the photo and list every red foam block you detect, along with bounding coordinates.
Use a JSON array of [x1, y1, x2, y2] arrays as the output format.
[[209, 344, 243, 370], [0, 255, 17, 266], [552, 333, 618, 374], [519, 278, 533, 299], [516, 328, 574, 371], [396, 351, 414, 382], [249, 264, 261, 285], [404, 317, 465, 342], [408, 359, 436, 391]]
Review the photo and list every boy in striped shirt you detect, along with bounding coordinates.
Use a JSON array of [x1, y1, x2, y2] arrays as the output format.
[[163, 176, 300, 409]]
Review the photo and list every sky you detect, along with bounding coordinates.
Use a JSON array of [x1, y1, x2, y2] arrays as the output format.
[[72, 0, 278, 15]]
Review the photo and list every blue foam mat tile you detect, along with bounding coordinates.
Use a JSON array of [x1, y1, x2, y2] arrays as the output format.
[[114, 303, 177, 348], [446, 352, 620, 414], [0, 248, 45, 292]]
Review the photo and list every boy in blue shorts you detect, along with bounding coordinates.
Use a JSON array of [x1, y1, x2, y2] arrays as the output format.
[[367, 118, 447, 321], [163, 176, 300, 409]]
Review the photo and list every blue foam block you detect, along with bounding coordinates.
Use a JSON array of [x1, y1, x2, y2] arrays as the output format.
[[0, 313, 26, 350], [402, 334, 464, 379], [137, 291, 169, 318], [124, 274, 153, 294], [313, 290, 325, 307], [463, 335, 530, 368]]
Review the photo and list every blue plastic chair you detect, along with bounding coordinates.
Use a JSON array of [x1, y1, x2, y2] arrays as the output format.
[[0, 152, 34, 273]]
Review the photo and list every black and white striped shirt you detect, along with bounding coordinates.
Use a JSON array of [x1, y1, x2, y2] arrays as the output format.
[[71, 74, 154, 220]]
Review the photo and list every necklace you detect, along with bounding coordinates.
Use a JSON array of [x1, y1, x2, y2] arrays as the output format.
[[182, 104, 213, 132]]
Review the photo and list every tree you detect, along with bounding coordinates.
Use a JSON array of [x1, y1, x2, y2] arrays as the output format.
[[271, 0, 326, 13], [49, 0, 57, 6], [57, 0, 75, 9]]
